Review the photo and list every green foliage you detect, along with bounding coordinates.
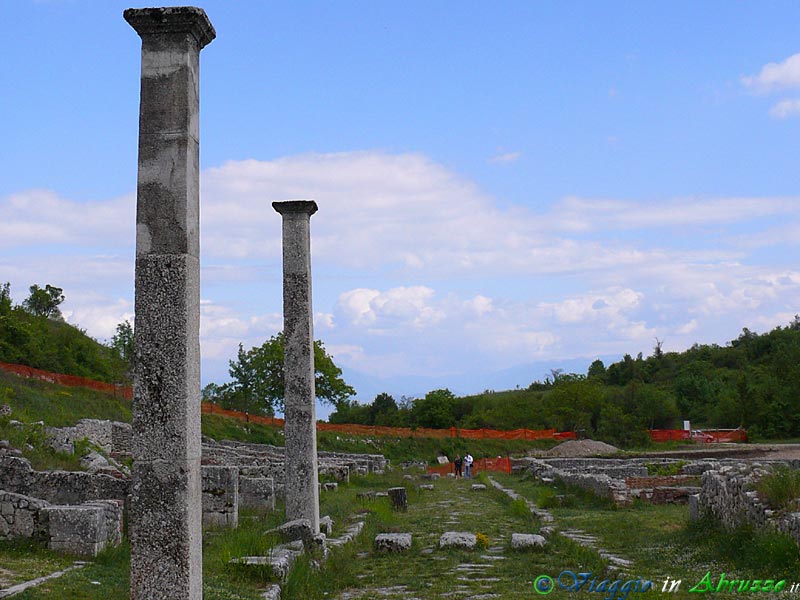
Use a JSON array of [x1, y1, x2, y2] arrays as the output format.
[[220, 333, 355, 415], [645, 460, 686, 476], [109, 320, 134, 378], [0, 283, 128, 383], [756, 466, 800, 510], [22, 284, 65, 319], [412, 388, 457, 429]]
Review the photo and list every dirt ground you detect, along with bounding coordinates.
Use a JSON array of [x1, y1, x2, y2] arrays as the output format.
[[626, 442, 800, 461]]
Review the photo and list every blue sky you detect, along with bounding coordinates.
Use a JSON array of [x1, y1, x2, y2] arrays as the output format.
[[2, 1, 799, 416]]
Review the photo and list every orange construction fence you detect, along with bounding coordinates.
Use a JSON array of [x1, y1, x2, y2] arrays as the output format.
[[647, 428, 748, 443], [0, 363, 748, 444], [202, 402, 578, 441], [427, 456, 512, 476], [0, 361, 132, 400]]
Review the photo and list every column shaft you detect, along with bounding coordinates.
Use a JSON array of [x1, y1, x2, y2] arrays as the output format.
[[124, 8, 215, 600], [274, 200, 320, 533]]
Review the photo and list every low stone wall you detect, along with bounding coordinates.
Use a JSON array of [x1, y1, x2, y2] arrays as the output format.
[[695, 462, 800, 547], [626, 475, 700, 489], [0, 456, 129, 504], [557, 471, 631, 506], [0, 490, 51, 541], [524, 458, 631, 506], [0, 490, 122, 557], [46, 419, 132, 456]]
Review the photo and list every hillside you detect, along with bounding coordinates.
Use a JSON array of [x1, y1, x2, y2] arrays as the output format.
[[331, 318, 800, 447], [0, 285, 128, 384]]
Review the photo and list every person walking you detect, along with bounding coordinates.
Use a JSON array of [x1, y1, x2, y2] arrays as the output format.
[[464, 452, 474, 479], [454, 454, 463, 477]]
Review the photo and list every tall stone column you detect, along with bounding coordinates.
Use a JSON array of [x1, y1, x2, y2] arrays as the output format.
[[124, 7, 215, 600], [273, 200, 320, 533]]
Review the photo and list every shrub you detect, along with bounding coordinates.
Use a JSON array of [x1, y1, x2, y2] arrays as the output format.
[[756, 465, 800, 510]]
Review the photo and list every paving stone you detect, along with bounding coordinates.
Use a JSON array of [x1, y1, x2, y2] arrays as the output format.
[[439, 531, 477, 550]]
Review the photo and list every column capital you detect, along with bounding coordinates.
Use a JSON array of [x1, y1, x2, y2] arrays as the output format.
[[273, 200, 319, 216], [124, 7, 216, 49]]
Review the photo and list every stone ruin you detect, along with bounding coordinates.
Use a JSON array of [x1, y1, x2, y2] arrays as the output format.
[[518, 453, 800, 549], [0, 421, 387, 556], [517, 456, 713, 507], [691, 460, 800, 545]]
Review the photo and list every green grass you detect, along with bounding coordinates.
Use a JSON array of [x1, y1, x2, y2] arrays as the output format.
[[0, 370, 130, 426], [756, 465, 800, 510], [5, 471, 800, 599]]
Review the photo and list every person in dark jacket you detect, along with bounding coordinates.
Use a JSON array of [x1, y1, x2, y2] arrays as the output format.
[[454, 454, 463, 477]]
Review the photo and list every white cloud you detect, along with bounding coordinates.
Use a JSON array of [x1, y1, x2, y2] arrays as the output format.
[[4, 151, 800, 390], [769, 99, 800, 119], [335, 286, 443, 331], [742, 53, 800, 93], [676, 319, 698, 335], [488, 151, 521, 164]]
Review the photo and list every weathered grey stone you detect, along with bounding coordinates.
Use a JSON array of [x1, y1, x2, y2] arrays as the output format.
[[202, 465, 239, 528], [261, 584, 282, 600], [439, 531, 477, 549], [323, 482, 338, 492], [274, 200, 320, 534], [319, 515, 334, 535], [689, 493, 701, 520], [277, 518, 314, 543], [471, 484, 487, 491], [510, 533, 546, 550], [0, 491, 50, 541], [239, 476, 275, 511], [125, 6, 214, 600], [374, 532, 412, 552], [0, 456, 128, 505], [44, 500, 122, 557], [419, 484, 434, 490]]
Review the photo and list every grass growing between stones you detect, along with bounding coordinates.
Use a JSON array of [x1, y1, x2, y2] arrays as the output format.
[[6, 470, 800, 599], [492, 472, 800, 598]]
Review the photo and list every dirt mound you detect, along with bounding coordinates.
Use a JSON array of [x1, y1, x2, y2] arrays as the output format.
[[545, 439, 620, 457]]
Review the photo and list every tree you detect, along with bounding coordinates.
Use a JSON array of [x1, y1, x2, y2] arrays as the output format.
[[587, 359, 607, 380], [0, 283, 11, 316], [412, 388, 458, 429], [22, 284, 64, 319], [227, 332, 355, 415], [110, 320, 134, 372]]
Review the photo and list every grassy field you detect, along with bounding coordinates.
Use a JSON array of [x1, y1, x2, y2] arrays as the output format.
[[4, 469, 799, 599]]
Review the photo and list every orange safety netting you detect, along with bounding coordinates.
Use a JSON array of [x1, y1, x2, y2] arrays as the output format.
[[0, 361, 132, 400], [426, 456, 512, 476], [647, 428, 748, 443], [202, 403, 578, 440]]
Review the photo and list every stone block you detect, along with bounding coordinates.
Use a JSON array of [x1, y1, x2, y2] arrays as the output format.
[[277, 518, 314, 543], [689, 493, 701, 520], [419, 484, 434, 491], [319, 515, 333, 535], [471, 484, 487, 491], [439, 531, 477, 550], [323, 482, 338, 492], [375, 532, 412, 552], [261, 584, 281, 600], [44, 501, 122, 557], [511, 533, 546, 550], [239, 476, 275, 511], [202, 465, 239, 528]]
